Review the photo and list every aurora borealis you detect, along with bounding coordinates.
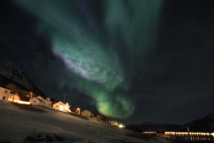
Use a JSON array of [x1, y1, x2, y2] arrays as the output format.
[[12, 0, 162, 118], [1, 0, 214, 124]]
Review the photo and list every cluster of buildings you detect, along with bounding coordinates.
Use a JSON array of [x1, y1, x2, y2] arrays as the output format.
[[0, 85, 125, 128], [0, 85, 76, 111], [80, 110, 125, 128], [0, 85, 32, 105], [143, 131, 214, 142]]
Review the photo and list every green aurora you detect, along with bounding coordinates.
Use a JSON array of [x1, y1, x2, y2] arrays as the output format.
[[14, 0, 162, 118]]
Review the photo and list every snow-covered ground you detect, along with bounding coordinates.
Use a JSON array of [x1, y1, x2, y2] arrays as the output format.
[[0, 101, 166, 143]]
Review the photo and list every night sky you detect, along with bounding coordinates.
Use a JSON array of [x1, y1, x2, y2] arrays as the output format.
[[0, 0, 214, 124]]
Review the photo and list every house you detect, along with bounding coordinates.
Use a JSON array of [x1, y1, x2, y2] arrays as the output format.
[[43, 97, 52, 107], [7, 93, 31, 105], [81, 110, 94, 117], [30, 96, 52, 107], [110, 120, 119, 126], [70, 107, 81, 114], [94, 114, 111, 122], [8, 93, 21, 101], [0, 87, 11, 101], [95, 115, 103, 120], [6, 83, 34, 104], [30, 96, 44, 106], [53, 101, 71, 112]]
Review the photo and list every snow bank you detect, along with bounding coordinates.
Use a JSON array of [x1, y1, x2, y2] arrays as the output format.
[[0, 101, 165, 143]]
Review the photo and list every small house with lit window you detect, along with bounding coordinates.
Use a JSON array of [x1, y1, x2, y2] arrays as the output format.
[[43, 97, 52, 107], [0, 87, 11, 101], [30, 96, 44, 106], [81, 110, 94, 117], [53, 101, 71, 112]]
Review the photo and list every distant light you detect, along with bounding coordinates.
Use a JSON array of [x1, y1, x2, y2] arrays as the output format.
[[76, 107, 81, 114], [143, 131, 157, 134], [59, 105, 63, 110], [118, 124, 125, 128]]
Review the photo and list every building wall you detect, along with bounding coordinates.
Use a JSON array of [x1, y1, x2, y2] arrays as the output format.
[[0, 87, 11, 101], [43, 98, 52, 107], [53, 102, 71, 112], [81, 110, 93, 117], [30, 97, 43, 106], [30, 98, 38, 105], [53, 102, 63, 110], [110, 121, 119, 126]]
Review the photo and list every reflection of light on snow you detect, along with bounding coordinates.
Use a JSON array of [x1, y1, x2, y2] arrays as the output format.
[[8, 99, 30, 105]]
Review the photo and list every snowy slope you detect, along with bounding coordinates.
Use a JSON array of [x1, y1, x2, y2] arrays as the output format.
[[0, 101, 166, 143]]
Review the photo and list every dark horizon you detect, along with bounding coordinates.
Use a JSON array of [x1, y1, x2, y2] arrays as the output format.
[[0, 0, 214, 125]]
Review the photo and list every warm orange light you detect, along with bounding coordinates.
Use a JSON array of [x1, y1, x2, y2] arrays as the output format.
[[76, 108, 81, 114], [59, 105, 63, 110], [143, 131, 157, 134], [118, 124, 125, 128], [164, 132, 214, 137], [8, 99, 30, 105]]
